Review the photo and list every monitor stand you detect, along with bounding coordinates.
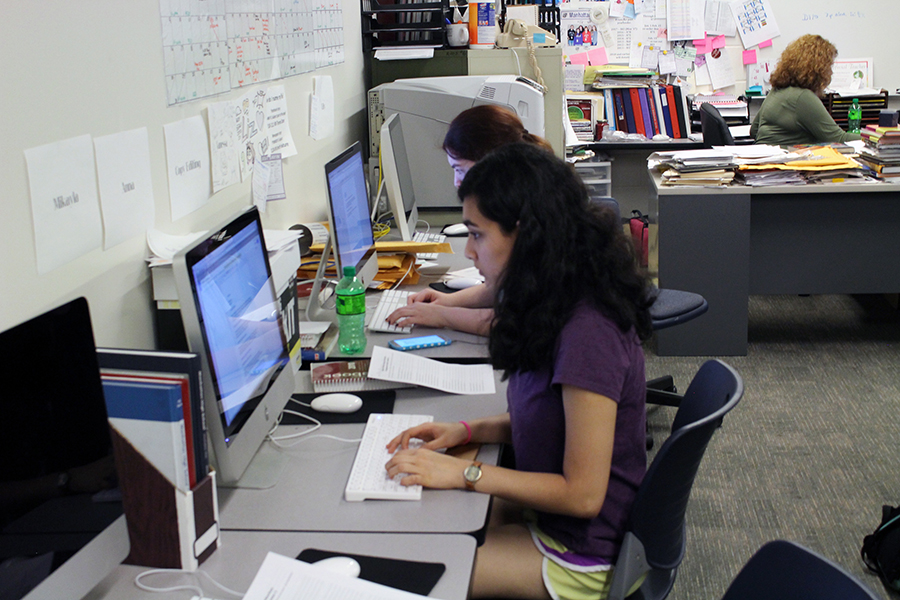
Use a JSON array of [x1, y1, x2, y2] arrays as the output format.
[[215, 442, 289, 490], [305, 236, 334, 323]]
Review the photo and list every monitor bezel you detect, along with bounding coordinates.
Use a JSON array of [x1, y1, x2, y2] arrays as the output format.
[[172, 206, 295, 486], [380, 113, 419, 242]]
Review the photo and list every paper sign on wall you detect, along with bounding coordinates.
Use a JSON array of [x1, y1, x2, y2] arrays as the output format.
[[24, 134, 103, 274], [164, 116, 212, 221], [94, 127, 155, 249]]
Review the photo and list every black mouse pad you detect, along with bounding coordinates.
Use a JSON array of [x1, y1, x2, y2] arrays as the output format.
[[297, 548, 446, 596], [283, 390, 396, 424], [429, 282, 460, 294]]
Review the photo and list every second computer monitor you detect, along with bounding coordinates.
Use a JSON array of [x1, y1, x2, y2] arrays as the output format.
[[324, 141, 379, 288], [380, 113, 418, 241]]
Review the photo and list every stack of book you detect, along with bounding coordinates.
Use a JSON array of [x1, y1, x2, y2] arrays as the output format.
[[300, 321, 340, 362], [566, 93, 604, 143], [595, 84, 691, 139], [856, 125, 900, 180]]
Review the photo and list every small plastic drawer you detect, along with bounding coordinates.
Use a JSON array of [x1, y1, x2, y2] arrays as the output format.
[[574, 160, 611, 182], [583, 179, 612, 199]]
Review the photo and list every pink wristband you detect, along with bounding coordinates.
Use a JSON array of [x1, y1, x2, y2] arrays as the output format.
[[460, 420, 472, 445]]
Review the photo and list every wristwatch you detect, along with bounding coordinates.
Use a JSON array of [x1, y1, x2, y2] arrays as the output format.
[[463, 461, 483, 491]]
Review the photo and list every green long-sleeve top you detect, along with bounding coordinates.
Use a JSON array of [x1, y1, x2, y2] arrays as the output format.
[[750, 87, 861, 147]]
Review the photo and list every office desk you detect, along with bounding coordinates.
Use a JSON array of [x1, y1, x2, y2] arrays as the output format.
[[220, 372, 507, 534], [85, 530, 476, 600], [649, 171, 900, 355], [328, 235, 491, 363]]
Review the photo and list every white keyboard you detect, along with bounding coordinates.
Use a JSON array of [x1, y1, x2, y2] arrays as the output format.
[[345, 413, 433, 501], [367, 289, 412, 333], [413, 231, 446, 261]]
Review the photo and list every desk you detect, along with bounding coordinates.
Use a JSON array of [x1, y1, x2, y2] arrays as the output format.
[[221, 371, 507, 533], [649, 171, 900, 355], [84, 530, 476, 600]]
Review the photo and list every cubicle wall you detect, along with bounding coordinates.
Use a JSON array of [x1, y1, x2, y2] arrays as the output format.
[[0, 1, 368, 348]]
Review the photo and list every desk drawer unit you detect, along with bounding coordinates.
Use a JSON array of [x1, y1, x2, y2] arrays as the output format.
[[574, 159, 612, 200]]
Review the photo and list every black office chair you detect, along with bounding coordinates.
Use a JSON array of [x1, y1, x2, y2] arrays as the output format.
[[720, 540, 880, 600], [607, 359, 744, 600], [699, 103, 734, 147]]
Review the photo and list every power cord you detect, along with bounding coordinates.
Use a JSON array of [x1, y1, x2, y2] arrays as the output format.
[[134, 568, 243, 598], [267, 399, 362, 448]]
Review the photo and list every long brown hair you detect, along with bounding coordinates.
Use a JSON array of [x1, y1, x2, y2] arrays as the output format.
[[442, 105, 553, 161], [769, 34, 837, 94]]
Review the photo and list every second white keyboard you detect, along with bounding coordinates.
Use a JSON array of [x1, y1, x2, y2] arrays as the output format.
[[413, 231, 447, 261], [367, 288, 412, 333], [345, 413, 433, 501]]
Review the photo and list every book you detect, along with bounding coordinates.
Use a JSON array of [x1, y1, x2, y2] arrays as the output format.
[[97, 348, 208, 487], [301, 322, 340, 362], [638, 88, 654, 136], [856, 157, 900, 174], [665, 85, 681, 138], [310, 359, 411, 393], [613, 89, 628, 132], [103, 378, 191, 492]]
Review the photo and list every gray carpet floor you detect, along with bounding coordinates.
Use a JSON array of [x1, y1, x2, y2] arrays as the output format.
[[644, 294, 900, 599]]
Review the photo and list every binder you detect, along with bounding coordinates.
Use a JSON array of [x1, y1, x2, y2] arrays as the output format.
[[670, 85, 687, 138], [613, 89, 628, 132], [110, 427, 219, 570], [638, 88, 654, 136], [645, 88, 661, 136], [657, 86, 674, 137], [629, 88, 645, 136], [604, 89, 615, 132]]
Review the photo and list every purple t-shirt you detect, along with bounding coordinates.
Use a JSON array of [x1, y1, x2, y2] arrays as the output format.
[[507, 302, 647, 562]]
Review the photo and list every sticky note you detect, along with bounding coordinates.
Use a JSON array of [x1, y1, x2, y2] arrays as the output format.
[[588, 47, 609, 66], [569, 52, 590, 66], [694, 38, 710, 54], [711, 35, 726, 49], [743, 49, 757, 65], [758, 39, 773, 48]]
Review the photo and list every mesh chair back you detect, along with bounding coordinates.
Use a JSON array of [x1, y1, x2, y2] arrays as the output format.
[[700, 103, 735, 146], [721, 540, 881, 600], [629, 360, 743, 569]]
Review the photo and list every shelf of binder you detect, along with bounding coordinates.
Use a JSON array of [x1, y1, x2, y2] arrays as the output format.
[[362, 0, 450, 51], [821, 89, 888, 130]]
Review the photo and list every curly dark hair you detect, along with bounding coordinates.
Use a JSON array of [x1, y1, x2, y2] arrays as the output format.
[[769, 34, 837, 94], [443, 105, 554, 162], [457, 143, 654, 375]]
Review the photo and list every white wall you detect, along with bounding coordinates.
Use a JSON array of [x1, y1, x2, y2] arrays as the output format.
[[0, 1, 367, 348]]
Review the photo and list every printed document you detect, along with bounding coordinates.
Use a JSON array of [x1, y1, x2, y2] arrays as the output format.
[[244, 552, 428, 600], [369, 347, 496, 395]]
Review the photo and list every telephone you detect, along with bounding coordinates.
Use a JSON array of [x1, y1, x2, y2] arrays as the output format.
[[496, 19, 558, 49]]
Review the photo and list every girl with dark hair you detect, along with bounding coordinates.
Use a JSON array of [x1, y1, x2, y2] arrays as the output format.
[[386, 143, 653, 600], [387, 105, 553, 336]]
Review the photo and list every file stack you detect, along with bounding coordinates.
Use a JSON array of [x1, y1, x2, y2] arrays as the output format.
[[856, 125, 900, 180]]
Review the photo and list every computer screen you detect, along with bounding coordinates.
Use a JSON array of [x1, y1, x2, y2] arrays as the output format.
[[173, 206, 295, 487], [380, 113, 419, 242], [324, 141, 378, 287], [0, 297, 129, 600]]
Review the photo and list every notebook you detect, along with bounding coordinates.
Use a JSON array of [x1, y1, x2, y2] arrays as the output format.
[[310, 359, 411, 393]]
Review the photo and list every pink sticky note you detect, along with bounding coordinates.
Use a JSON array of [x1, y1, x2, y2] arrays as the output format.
[[742, 49, 757, 65], [711, 35, 726, 49], [758, 39, 773, 48], [569, 52, 589, 66], [694, 38, 711, 54], [588, 47, 609, 66]]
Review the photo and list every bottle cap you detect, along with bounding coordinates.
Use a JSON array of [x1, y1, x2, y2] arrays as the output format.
[[343, 265, 356, 277]]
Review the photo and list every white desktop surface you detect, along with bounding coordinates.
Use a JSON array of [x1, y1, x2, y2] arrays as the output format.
[[84, 530, 476, 600], [217, 372, 508, 533]]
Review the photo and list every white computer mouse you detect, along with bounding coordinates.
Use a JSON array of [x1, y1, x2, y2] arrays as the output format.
[[310, 393, 363, 414], [313, 556, 361, 578], [445, 277, 482, 290], [442, 222, 469, 236]]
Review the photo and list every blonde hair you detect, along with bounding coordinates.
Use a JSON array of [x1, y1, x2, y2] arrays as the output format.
[[769, 35, 837, 94]]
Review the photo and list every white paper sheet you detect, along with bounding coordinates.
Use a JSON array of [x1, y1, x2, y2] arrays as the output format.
[[706, 48, 737, 90], [94, 127, 155, 249], [368, 347, 496, 395], [24, 134, 103, 275], [310, 76, 335, 140], [243, 552, 428, 600], [667, 0, 705, 41], [163, 115, 211, 221], [252, 158, 271, 213], [208, 100, 241, 193]]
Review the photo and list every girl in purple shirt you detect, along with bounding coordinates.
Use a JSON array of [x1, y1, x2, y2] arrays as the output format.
[[387, 143, 653, 599]]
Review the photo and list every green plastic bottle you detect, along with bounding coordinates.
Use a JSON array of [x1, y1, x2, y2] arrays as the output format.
[[335, 266, 366, 355], [848, 98, 862, 134]]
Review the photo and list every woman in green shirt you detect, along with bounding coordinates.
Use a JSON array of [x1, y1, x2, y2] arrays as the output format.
[[750, 34, 861, 147]]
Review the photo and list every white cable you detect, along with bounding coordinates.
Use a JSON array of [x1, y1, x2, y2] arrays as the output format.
[[134, 568, 244, 598], [510, 47, 523, 76]]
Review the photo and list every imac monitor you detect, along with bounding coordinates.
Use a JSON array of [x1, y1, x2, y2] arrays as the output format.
[[380, 113, 419, 241], [0, 297, 129, 600], [324, 141, 379, 287], [172, 206, 294, 487]]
